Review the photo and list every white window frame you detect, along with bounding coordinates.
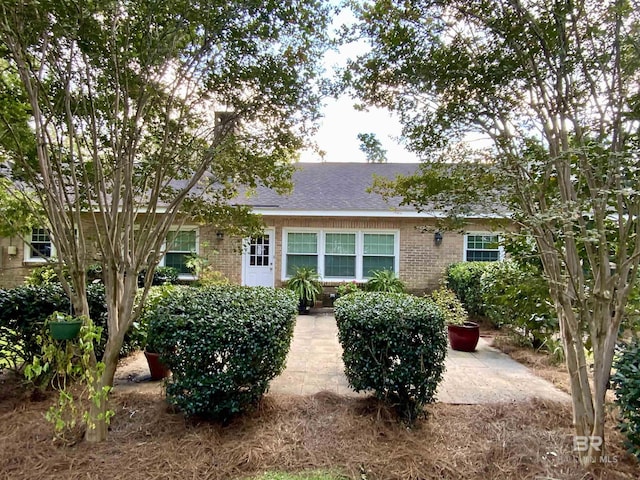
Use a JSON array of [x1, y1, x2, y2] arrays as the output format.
[[282, 228, 400, 282], [23, 227, 56, 264], [463, 232, 504, 262], [159, 226, 200, 280]]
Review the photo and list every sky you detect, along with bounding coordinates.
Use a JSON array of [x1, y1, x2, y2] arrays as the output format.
[[299, 7, 420, 164]]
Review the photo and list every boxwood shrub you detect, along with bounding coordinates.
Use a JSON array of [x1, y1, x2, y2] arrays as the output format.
[[480, 260, 557, 346], [0, 283, 139, 371], [334, 292, 447, 423], [445, 262, 491, 317], [146, 285, 297, 420], [611, 338, 640, 460]]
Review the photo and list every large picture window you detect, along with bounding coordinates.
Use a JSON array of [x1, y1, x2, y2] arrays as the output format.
[[465, 234, 501, 261], [284, 230, 398, 281]]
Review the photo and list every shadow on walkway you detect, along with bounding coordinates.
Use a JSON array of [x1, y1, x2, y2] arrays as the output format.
[[269, 313, 570, 404]]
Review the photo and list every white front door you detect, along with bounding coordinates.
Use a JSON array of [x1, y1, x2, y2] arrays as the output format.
[[242, 230, 275, 287]]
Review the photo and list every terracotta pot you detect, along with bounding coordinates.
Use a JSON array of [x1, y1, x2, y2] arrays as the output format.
[[144, 350, 170, 380], [49, 321, 82, 340], [447, 322, 480, 352]]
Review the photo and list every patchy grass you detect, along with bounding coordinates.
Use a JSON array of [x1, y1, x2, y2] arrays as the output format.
[[0, 371, 637, 480]]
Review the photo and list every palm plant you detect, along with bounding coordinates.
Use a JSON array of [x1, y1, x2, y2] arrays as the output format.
[[285, 267, 323, 313], [365, 269, 405, 293]]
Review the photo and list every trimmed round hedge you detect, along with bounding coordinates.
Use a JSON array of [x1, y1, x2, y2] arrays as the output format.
[[334, 292, 447, 423], [146, 285, 298, 420]]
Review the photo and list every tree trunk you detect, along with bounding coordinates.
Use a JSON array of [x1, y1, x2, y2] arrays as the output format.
[[85, 264, 137, 442], [85, 339, 121, 442]]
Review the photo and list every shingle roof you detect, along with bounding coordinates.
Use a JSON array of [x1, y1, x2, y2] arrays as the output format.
[[236, 162, 420, 213]]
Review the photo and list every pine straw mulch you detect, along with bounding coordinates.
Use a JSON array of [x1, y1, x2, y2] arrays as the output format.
[[1, 372, 638, 480]]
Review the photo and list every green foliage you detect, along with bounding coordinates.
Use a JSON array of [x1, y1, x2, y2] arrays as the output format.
[[480, 260, 557, 348], [194, 267, 230, 287], [357, 132, 387, 163], [445, 262, 491, 317], [136, 284, 181, 353], [346, 0, 640, 458], [25, 263, 105, 286], [334, 292, 447, 423], [430, 287, 468, 326], [335, 281, 360, 297], [137, 267, 179, 287], [365, 269, 405, 293], [0, 284, 138, 372], [24, 318, 113, 439], [611, 338, 640, 460], [0, 177, 40, 238], [24, 264, 68, 286], [1, 0, 331, 439], [623, 281, 640, 333], [286, 267, 323, 308], [144, 286, 297, 420]]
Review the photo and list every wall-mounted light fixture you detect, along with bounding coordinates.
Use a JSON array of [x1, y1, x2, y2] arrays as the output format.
[[434, 231, 443, 246], [216, 231, 224, 241], [6, 245, 17, 256]]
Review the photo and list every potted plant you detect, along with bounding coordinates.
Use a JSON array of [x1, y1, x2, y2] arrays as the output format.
[[431, 286, 480, 352], [143, 316, 171, 381], [336, 281, 360, 297], [47, 311, 83, 340], [286, 267, 323, 314], [365, 269, 406, 293]]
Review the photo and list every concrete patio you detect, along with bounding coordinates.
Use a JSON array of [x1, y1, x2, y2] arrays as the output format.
[[268, 312, 570, 404], [114, 312, 570, 404]]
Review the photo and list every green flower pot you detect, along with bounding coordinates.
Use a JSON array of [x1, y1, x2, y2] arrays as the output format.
[[49, 320, 83, 340]]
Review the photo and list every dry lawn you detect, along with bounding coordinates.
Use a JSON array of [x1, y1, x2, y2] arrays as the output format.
[[0, 370, 638, 480]]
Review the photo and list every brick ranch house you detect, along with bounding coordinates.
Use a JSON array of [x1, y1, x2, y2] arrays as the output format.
[[0, 163, 504, 294]]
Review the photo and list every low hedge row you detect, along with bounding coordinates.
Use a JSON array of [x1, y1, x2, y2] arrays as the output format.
[[446, 260, 557, 347], [445, 262, 489, 317], [334, 292, 447, 423], [0, 283, 140, 370], [480, 261, 557, 348], [145, 285, 297, 420]]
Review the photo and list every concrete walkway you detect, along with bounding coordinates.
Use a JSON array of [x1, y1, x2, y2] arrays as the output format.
[[114, 312, 570, 404], [268, 313, 570, 404]]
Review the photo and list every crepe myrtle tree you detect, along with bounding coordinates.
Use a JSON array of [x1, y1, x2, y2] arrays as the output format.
[[345, 0, 640, 465], [0, 0, 331, 441]]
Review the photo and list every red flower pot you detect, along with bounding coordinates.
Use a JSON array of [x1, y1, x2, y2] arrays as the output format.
[[144, 350, 170, 380], [447, 322, 480, 352]]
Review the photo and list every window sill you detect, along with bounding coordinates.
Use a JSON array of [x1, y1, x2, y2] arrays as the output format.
[[177, 274, 197, 282], [23, 258, 49, 265]]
